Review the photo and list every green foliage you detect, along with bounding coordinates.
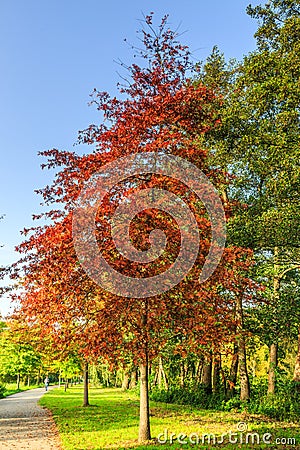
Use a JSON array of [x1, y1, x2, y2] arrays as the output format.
[[0, 329, 42, 383], [0, 383, 43, 398], [150, 385, 227, 410], [247, 0, 300, 52], [150, 376, 300, 422], [0, 383, 6, 398], [248, 378, 300, 420]]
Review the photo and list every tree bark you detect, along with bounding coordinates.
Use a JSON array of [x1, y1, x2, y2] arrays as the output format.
[[202, 354, 212, 394], [268, 247, 280, 394], [238, 338, 250, 401], [83, 361, 89, 407], [228, 343, 239, 397], [212, 354, 221, 393], [236, 294, 250, 401], [138, 361, 151, 442], [293, 326, 300, 383], [158, 357, 168, 390], [196, 360, 203, 384], [179, 362, 186, 388], [122, 371, 130, 390], [267, 343, 278, 395], [130, 368, 138, 389]]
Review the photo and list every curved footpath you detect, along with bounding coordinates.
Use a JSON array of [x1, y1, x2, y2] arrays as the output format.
[[0, 387, 61, 449]]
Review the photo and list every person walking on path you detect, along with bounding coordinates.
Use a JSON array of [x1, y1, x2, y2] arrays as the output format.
[[44, 376, 49, 391], [0, 387, 61, 449]]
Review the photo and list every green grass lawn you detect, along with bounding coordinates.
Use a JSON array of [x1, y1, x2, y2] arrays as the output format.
[[1, 382, 43, 397], [40, 386, 300, 449]]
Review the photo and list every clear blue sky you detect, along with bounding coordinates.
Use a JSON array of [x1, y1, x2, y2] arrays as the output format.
[[0, 0, 261, 315]]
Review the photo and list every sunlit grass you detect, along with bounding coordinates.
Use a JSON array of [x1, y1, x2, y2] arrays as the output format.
[[1, 382, 43, 397], [40, 386, 300, 449]]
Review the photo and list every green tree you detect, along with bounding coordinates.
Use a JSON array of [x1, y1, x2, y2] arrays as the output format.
[[198, 0, 300, 394], [0, 321, 42, 388]]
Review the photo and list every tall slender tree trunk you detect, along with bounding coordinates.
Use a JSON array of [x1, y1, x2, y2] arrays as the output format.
[[130, 368, 138, 389], [139, 300, 151, 442], [196, 360, 203, 384], [238, 338, 250, 401], [267, 343, 278, 394], [83, 361, 89, 407], [268, 247, 280, 395], [212, 353, 221, 393], [202, 353, 212, 394], [228, 342, 239, 397], [139, 360, 151, 442], [158, 357, 168, 390], [157, 357, 168, 390], [180, 362, 186, 388], [122, 370, 130, 390], [236, 294, 250, 401], [293, 326, 300, 382], [293, 326, 300, 385]]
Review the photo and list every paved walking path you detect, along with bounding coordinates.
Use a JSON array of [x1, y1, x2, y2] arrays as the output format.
[[0, 387, 61, 449]]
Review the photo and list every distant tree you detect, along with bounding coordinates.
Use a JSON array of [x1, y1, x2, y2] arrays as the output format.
[[0, 320, 42, 388]]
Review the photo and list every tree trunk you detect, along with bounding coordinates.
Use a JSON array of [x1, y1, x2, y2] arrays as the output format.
[[212, 354, 221, 393], [238, 337, 250, 401], [236, 294, 250, 401], [196, 360, 203, 384], [158, 357, 168, 390], [267, 343, 278, 395], [122, 371, 130, 390], [268, 247, 280, 394], [228, 343, 239, 397], [202, 354, 212, 394], [138, 361, 151, 442], [58, 369, 61, 388], [293, 326, 300, 383], [16, 372, 20, 390], [27, 375, 30, 387], [130, 368, 138, 389], [83, 362, 89, 407], [179, 362, 186, 388], [138, 299, 151, 442]]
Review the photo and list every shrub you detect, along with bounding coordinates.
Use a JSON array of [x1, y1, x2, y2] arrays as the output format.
[[0, 384, 7, 399], [150, 384, 227, 410], [150, 378, 300, 421], [248, 380, 300, 421]]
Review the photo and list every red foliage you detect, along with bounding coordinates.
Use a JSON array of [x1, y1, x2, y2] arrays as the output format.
[[10, 15, 255, 366]]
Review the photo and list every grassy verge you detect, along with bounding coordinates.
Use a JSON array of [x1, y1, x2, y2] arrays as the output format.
[[0, 383, 44, 398], [40, 386, 300, 449]]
